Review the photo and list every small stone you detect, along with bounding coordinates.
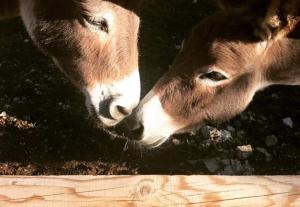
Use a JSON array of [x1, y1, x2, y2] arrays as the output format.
[[265, 135, 278, 147], [62, 104, 70, 110], [0, 112, 7, 118], [209, 129, 222, 142], [256, 147, 273, 162], [243, 160, 255, 175], [230, 159, 243, 173], [187, 160, 200, 165], [236, 145, 253, 159], [172, 138, 181, 146], [201, 125, 213, 139], [260, 116, 267, 121], [223, 165, 234, 175], [201, 126, 232, 143], [271, 93, 279, 99], [226, 125, 236, 132], [35, 90, 42, 95], [221, 159, 235, 175], [23, 115, 31, 120], [233, 120, 242, 128], [236, 130, 246, 138], [247, 111, 256, 121], [200, 139, 212, 148], [25, 79, 32, 83], [221, 159, 231, 166], [282, 117, 293, 128], [240, 113, 248, 121], [174, 45, 181, 50], [203, 158, 221, 173], [221, 130, 232, 141], [188, 131, 197, 136]]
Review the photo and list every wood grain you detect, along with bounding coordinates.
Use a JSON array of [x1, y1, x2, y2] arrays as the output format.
[[0, 176, 299, 206]]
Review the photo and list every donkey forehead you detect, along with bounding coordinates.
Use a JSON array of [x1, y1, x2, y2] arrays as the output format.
[[177, 41, 259, 78], [211, 41, 260, 70], [34, 1, 141, 88], [83, 0, 139, 18], [81, 0, 140, 37], [184, 22, 263, 76]]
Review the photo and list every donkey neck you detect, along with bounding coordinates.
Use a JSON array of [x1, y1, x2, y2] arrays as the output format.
[[262, 37, 300, 86]]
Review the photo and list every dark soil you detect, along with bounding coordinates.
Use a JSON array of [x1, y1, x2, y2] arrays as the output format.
[[0, 0, 299, 175]]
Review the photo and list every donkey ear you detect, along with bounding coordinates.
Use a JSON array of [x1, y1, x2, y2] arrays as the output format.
[[254, 0, 300, 41]]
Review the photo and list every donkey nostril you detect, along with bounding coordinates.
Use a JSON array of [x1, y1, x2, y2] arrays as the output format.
[[130, 123, 144, 141], [99, 99, 132, 121], [116, 105, 130, 116], [99, 98, 115, 120]]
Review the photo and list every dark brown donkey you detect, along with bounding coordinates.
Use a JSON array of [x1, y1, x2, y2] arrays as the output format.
[[1, 0, 142, 127], [125, 0, 300, 147]]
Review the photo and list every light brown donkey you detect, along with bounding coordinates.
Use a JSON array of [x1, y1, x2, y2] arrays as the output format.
[[125, 0, 300, 147], [1, 0, 142, 127]]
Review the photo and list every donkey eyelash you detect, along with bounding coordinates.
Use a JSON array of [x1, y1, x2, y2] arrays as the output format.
[[86, 17, 109, 33], [199, 71, 228, 81]]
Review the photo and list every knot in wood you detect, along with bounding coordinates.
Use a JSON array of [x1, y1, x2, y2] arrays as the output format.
[[132, 179, 156, 201]]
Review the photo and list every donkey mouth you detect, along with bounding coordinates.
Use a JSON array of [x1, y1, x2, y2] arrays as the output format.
[[86, 104, 116, 127], [140, 138, 169, 148], [98, 98, 117, 121]]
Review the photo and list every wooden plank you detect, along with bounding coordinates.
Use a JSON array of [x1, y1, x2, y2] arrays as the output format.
[[0, 176, 299, 206]]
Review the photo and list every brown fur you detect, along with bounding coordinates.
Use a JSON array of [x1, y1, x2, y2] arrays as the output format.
[[19, 0, 141, 87], [153, 0, 300, 133], [1, 0, 142, 126]]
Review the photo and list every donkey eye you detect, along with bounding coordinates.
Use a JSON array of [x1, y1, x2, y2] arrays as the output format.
[[199, 71, 228, 81], [87, 17, 109, 33]]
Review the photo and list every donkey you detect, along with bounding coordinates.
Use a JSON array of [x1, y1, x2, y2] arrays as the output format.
[[124, 0, 300, 148], [0, 0, 142, 127]]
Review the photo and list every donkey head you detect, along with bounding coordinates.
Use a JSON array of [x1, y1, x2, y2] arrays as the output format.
[[20, 0, 142, 126], [125, 0, 300, 147]]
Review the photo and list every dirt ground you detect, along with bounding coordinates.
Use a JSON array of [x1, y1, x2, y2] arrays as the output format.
[[0, 0, 299, 175]]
